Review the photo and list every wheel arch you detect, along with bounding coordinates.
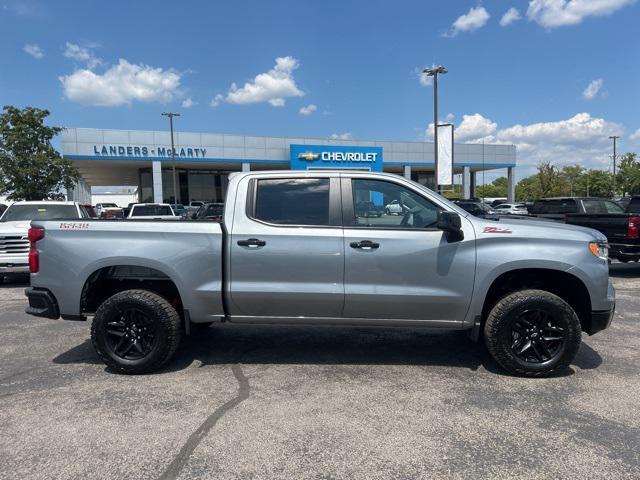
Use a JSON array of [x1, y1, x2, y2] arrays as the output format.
[[80, 263, 185, 319], [476, 268, 592, 339]]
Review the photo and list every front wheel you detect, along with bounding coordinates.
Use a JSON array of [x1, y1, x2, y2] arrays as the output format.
[[91, 289, 183, 374], [484, 289, 581, 377]]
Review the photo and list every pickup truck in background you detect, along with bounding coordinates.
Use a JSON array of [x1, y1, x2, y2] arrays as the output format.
[[25, 171, 615, 377], [127, 203, 179, 220], [528, 197, 622, 221], [564, 196, 640, 262], [0, 201, 86, 284]]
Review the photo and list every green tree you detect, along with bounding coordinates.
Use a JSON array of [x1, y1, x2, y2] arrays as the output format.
[[0, 106, 78, 201], [536, 161, 566, 198], [477, 177, 508, 199], [583, 169, 612, 197], [616, 152, 640, 196], [560, 165, 585, 196]]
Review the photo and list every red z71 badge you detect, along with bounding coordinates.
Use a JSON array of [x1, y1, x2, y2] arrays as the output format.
[[483, 226, 512, 234]]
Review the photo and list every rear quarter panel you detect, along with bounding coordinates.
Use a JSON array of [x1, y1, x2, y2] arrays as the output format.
[[30, 220, 224, 322]]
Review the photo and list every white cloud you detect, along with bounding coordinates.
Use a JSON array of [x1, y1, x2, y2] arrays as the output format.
[[446, 6, 491, 36], [23, 44, 44, 59], [456, 114, 498, 141], [630, 128, 640, 141], [424, 113, 457, 140], [60, 59, 182, 107], [299, 104, 317, 115], [527, 0, 635, 28], [582, 78, 604, 100], [63, 42, 102, 69], [500, 7, 522, 26], [181, 97, 195, 108], [220, 56, 304, 107], [417, 69, 433, 86], [437, 112, 624, 175], [210, 94, 224, 107], [330, 133, 352, 140]]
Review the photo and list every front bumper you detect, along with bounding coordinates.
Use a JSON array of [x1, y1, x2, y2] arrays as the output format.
[[587, 304, 615, 335], [0, 263, 29, 274], [25, 287, 60, 319]]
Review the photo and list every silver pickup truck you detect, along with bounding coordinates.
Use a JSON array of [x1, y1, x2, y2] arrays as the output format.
[[24, 170, 615, 377]]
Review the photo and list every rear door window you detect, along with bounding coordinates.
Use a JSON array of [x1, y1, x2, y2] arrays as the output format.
[[253, 178, 330, 226]]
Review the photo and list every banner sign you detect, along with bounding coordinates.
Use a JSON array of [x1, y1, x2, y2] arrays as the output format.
[[437, 124, 454, 185]]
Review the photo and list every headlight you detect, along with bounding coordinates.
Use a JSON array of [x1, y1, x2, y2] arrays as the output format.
[[589, 242, 608, 260]]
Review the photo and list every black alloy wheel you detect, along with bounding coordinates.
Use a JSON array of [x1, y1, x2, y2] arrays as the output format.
[[484, 289, 582, 377], [104, 307, 158, 361], [91, 289, 182, 374], [509, 309, 566, 366]]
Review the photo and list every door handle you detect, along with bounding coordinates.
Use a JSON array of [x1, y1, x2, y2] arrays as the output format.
[[237, 238, 266, 248], [350, 240, 380, 250]]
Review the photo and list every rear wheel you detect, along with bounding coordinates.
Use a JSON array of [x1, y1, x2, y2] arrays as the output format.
[[91, 289, 182, 374], [484, 289, 581, 377]]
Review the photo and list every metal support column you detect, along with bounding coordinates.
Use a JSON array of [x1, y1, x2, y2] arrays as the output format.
[[152, 161, 163, 203], [507, 166, 516, 202], [403, 165, 411, 179], [462, 166, 471, 199]]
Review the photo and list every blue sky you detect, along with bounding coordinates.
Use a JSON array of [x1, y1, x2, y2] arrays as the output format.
[[1, 0, 639, 180]]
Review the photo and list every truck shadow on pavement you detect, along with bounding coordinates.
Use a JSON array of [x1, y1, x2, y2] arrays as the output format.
[[609, 262, 640, 278], [54, 324, 603, 378]]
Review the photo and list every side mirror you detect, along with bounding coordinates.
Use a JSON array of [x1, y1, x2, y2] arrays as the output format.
[[437, 211, 463, 241]]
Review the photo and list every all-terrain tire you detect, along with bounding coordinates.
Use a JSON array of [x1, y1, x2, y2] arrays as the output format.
[[91, 289, 182, 374], [484, 289, 582, 377]]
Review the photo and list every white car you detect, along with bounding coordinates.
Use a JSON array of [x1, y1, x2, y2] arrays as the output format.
[[127, 203, 180, 220], [186, 200, 205, 216], [384, 200, 404, 215], [0, 201, 86, 283], [95, 202, 122, 218], [494, 203, 528, 215]]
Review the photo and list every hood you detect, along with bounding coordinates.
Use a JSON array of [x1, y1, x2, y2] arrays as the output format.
[[0, 220, 31, 235], [474, 217, 607, 243]]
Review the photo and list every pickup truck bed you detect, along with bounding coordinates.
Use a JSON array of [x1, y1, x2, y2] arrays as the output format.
[[29, 220, 224, 322]]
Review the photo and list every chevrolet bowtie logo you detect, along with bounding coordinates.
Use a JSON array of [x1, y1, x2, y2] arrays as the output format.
[[298, 151, 320, 161]]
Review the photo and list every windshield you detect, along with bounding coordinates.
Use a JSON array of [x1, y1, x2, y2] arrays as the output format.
[[131, 205, 174, 216], [0, 204, 78, 222], [409, 180, 469, 217], [100, 203, 118, 208]]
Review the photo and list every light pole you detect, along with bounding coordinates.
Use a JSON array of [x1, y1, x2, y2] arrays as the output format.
[[423, 65, 447, 192], [609, 135, 620, 197], [162, 112, 181, 204]]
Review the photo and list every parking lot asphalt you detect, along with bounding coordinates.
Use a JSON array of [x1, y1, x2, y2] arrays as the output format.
[[1, 266, 639, 480]]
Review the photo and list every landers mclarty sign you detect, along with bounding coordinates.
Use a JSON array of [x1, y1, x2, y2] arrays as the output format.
[[93, 145, 207, 158]]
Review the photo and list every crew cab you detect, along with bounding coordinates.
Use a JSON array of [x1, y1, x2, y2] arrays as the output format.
[[0, 201, 86, 283], [127, 203, 178, 220], [25, 171, 615, 377]]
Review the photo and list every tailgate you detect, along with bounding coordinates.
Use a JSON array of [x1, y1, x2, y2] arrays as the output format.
[[565, 214, 629, 242]]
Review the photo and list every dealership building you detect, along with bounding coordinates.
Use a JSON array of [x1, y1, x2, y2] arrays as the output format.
[[63, 128, 517, 205]]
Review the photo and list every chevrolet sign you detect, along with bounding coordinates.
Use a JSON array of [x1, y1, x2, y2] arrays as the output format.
[[290, 144, 383, 171], [298, 151, 320, 161]]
